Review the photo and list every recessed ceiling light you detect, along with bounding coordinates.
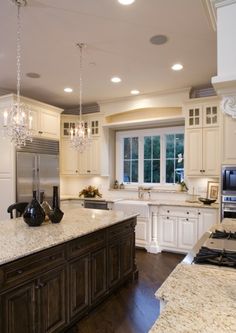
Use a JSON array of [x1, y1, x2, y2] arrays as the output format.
[[150, 35, 168, 46], [118, 0, 135, 5], [64, 87, 73, 93], [111, 77, 122, 83], [131, 90, 140, 95], [26, 72, 40, 79], [171, 63, 183, 71]]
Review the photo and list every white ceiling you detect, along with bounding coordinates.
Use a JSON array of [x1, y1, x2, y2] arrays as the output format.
[[0, 0, 216, 108]]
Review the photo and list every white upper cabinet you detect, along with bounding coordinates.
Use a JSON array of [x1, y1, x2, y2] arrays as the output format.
[[60, 114, 101, 176], [221, 113, 236, 165], [185, 98, 220, 177]]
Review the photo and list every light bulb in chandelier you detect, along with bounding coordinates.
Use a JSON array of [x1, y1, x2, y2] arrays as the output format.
[[70, 43, 92, 152], [2, 0, 33, 147]]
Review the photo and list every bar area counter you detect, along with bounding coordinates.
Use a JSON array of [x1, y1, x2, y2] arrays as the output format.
[[0, 206, 138, 333]]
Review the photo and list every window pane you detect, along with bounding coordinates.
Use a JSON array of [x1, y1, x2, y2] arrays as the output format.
[[132, 137, 139, 159], [144, 160, 151, 182], [153, 136, 160, 158], [153, 160, 160, 183], [144, 137, 151, 159], [123, 161, 130, 183], [175, 134, 184, 157], [124, 138, 131, 159], [166, 134, 174, 158], [166, 160, 174, 183], [132, 160, 138, 182]]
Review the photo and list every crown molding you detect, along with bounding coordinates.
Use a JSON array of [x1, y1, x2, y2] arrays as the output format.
[[212, 0, 236, 8], [201, 0, 217, 31]]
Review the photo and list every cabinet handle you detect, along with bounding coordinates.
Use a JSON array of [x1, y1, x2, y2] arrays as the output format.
[[17, 269, 23, 275], [87, 170, 91, 173], [38, 131, 43, 134], [35, 282, 46, 289]]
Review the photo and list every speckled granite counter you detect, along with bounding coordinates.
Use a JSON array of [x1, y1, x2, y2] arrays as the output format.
[[0, 206, 138, 266], [149, 263, 236, 333], [149, 219, 236, 333]]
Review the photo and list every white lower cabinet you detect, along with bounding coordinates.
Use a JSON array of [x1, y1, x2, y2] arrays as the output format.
[[159, 216, 177, 249], [135, 217, 148, 248], [198, 207, 218, 239], [157, 205, 218, 253]]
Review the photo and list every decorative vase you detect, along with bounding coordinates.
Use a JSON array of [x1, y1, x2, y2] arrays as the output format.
[[23, 191, 45, 227], [48, 186, 64, 224], [40, 191, 52, 222]]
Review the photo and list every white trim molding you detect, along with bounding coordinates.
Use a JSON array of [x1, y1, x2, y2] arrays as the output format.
[[212, 0, 236, 8], [201, 0, 217, 31], [221, 95, 236, 118]]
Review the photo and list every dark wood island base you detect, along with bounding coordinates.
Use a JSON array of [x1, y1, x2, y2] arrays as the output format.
[[0, 218, 137, 333]]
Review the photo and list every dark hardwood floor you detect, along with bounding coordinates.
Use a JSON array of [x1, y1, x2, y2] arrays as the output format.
[[67, 249, 184, 333]]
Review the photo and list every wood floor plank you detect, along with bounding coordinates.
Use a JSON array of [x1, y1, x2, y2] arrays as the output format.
[[67, 249, 184, 333]]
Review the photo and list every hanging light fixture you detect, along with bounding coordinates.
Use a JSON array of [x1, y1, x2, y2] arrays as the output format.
[[70, 43, 91, 152], [3, 0, 33, 147]]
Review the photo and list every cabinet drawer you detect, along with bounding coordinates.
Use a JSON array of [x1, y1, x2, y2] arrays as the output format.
[[68, 230, 106, 259], [108, 219, 136, 241], [0, 245, 66, 291], [159, 206, 198, 218]]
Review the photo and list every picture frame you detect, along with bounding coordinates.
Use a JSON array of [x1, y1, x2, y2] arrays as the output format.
[[207, 181, 219, 200]]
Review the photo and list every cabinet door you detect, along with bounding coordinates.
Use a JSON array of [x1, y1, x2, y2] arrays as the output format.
[[178, 217, 197, 251], [78, 138, 100, 175], [38, 266, 67, 333], [222, 114, 236, 164], [60, 139, 79, 175], [185, 105, 202, 128], [0, 282, 37, 333], [39, 110, 60, 139], [185, 129, 202, 176], [158, 216, 177, 248], [203, 104, 218, 127], [202, 127, 220, 176], [69, 255, 89, 320], [90, 247, 107, 304], [198, 208, 218, 239], [120, 234, 134, 278], [108, 241, 120, 288], [135, 218, 148, 247]]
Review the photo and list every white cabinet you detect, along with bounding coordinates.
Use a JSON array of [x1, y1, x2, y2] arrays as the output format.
[[159, 215, 177, 248], [60, 139, 79, 175], [60, 115, 101, 176], [198, 207, 218, 239], [158, 206, 198, 253], [221, 113, 236, 165], [60, 138, 101, 176], [185, 98, 220, 177]]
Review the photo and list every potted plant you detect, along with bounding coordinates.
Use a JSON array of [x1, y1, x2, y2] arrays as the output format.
[[79, 185, 102, 198]]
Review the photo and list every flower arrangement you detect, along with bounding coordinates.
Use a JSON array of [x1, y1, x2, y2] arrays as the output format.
[[79, 185, 102, 198]]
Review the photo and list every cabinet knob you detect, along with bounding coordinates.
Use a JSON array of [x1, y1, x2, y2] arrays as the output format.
[[198, 212, 201, 215], [186, 218, 189, 221], [87, 170, 91, 173], [167, 210, 170, 213], [38, 131, 43, 134], [17, 269, 23, 275], [166, 216, 169, 219], [35, 282, 46, 289], [75, 170, 78, 173], [186, 211, 189, 214]]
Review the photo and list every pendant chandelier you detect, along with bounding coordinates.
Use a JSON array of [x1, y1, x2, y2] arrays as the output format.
[[70, 43, 91, 152], [3, 0, 33, 147]]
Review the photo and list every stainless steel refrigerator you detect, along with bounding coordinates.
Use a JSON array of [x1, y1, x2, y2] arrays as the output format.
[[16, 138, 59, 206]]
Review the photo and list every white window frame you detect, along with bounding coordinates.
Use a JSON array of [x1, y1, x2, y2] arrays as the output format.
[[116, 126, 184, 187]]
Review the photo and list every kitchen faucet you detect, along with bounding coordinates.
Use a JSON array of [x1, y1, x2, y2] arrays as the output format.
[[138, 186, 151, 200]]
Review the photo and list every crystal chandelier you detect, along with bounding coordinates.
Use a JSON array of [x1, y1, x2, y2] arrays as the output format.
[[3, 0, 33, 147], [70, 43, 91, 152]]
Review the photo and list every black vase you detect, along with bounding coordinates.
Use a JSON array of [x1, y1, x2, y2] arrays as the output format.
[[48, 186, 64, 224], [23, 191, 45, 227]]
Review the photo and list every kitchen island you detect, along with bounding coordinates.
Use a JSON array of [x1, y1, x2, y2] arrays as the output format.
[[0, 206, 138, 333], [149, 219, 236, 333]]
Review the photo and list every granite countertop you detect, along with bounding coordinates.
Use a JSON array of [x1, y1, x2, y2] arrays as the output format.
[[0, 206, 138, 266], [149, 263, 236, 333], [149, 218, 236, 333], [60, 195, 122, 203]]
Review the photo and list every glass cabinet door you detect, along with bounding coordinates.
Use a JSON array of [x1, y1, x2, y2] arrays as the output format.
[[187, 106, 202, 128]]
